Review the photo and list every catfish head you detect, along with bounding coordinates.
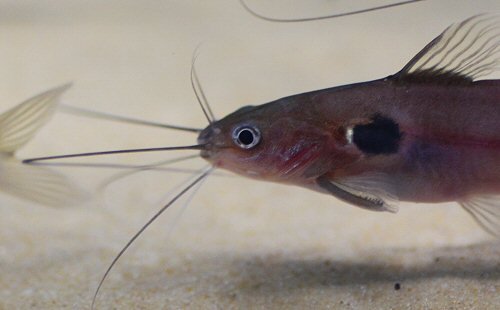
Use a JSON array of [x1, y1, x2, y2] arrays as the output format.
[[197, 99, 359, 186]]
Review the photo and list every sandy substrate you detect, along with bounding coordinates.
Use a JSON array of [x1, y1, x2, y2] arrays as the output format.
[[0, 1, 499, 309]]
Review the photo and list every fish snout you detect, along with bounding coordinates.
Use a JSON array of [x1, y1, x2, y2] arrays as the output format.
[[197, 127, 213, 146], [197, 126, 220, 159]]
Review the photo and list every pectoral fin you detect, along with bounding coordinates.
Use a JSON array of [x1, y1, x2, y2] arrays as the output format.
[[317, 173, 399, 213], [460, 196, 500, 237]]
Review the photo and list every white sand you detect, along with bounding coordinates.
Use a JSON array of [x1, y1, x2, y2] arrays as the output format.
[[0, 1, 499, 309]]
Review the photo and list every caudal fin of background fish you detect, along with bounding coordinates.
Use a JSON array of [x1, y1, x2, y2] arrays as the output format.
[[0, 85, 89, 207], [0, 159, 88, 207]]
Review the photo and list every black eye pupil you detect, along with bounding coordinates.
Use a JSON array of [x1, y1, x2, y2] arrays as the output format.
[[232, 125, 261, 149], [238, 129, 254, 145]]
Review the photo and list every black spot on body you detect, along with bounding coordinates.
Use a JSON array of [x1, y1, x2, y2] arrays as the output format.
[[352, 114, 402, 155]]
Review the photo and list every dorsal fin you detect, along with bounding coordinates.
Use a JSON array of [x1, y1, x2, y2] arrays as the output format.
[[393, 14, 500, 84]]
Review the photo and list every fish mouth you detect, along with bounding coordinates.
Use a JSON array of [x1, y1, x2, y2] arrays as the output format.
[[197, 129, 213, 159], [197, 126, 215, 145], [197, 126, 228, 161], [197, 126, 220, 159], [200, 149, 211, 159], [199, 144, 223, 160]]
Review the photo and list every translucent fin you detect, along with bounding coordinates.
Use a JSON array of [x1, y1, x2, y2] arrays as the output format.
[[317, 173, 399, 213], [0, 159, 88, 207], [394, 14, 500, 83], [0, 84, 71, 154], [460, 195, 500, 237]]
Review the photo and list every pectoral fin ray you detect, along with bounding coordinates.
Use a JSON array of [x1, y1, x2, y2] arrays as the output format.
[[317, 174, 399, 213]]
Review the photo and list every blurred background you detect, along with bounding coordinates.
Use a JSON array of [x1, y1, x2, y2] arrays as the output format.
[[0, 0, 499, 308]]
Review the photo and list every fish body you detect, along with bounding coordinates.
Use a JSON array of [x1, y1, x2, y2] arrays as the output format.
[[198, 15, 500, 229], [201, 78, 500, 203]]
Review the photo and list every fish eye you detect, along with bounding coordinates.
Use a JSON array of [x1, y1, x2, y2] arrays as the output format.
[[232, 125, 261, 149]]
